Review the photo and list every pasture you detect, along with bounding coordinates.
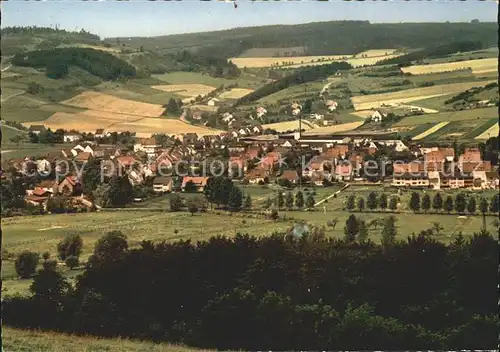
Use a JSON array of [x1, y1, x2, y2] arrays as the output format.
[[152, 84, 216, 97], [350, 80, 497, 110], [229, 55, 353, 68], [2, 327, 215, 352], [301, 121, 365, 135], [262, 119, 315, 132], [61, 91, 165, 117], [152, 71, 266, 90], [354, 49, 398, 57], [401, 58, 497, 75], [412, 121, 450, 140], [393, 106, 498, 126], [218, 88, 254, 99]]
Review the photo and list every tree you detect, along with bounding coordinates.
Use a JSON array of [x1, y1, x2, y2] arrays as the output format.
[[305, 194, 315, 209], [263, 197, 272, 209], [285, 192, 294, 209], [388, 197, 398, 211], [295, 191, 304, 209], [228, 186, 243, 211], [346, 194, 355, 211], [454, 193, 466, 214], [170, 194, 183, 211], [489, 194, 499, 213], [381, 216, 397, 245], [82, 157, 103, 196], [367, 192, 378, 211], [275, 191, 284, 209], [357, 220, 368, 242], [432, 193, 443, 212], [409, 192, 420, 212], [187, 198, 199, 216], [479, 197, 488, 215], [46, 60, 69, 79], [57, 234, 83, 261], [344, 215, 359, 242], [184, 180, 197, 193], [421, 193, 431, 213], [30, 267, 71, 303], [166, 98, 179, 114], [303, 99, 313, 114], [379, 193, 388, 211], [14, 251, 40, 279], [467, 196, 477, 214], [43, 259, 58, 272], [42, 252, 51, 261], [357, 197, 365, 212], [244, 194, 252, 210], [444, 196, 454, 214], [90, 231, 128, 266], [65, 255, 80, 270], [108, 175, 133, 207]]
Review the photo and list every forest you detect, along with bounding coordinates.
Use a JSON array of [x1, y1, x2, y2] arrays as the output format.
[[235, 61, 351, 104], [3, 228, 497, 350], [375, 40, 485, 66], [11, 48, 137, 80]]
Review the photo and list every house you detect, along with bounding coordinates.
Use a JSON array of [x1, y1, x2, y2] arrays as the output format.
[[28, 125, 46, 135], [63, 132, 82, 143], [252, 125, 263, 134], [304, 156, 332, 177], [485, 171, 499, 189], [392, 172, 429, 187], [152, 176, 173, 193], [116, 156, 139, 169], [25, 193, 49, 209], [325, 100, 338, 112], [393, 161, 425, 175], [207, 98, 219, 106], [245, 147, 261, 160], [95, 129, 105, 138], [58, 176, 82, 196], [334, 162, 353, 181], [291, 103, 302, 110], [245, 168, 269, 184], [460, 161, 492, 173], [181, 176, 208, 192], [228, 156, 248, 177], [222, 112, 235, 123], [279, 170, 300, 184], [238, 128, 249, 136], [310, 113, 324, 120], [280, 139, 298, 148], [75, 152, 92, 163], [459, 148, 482, 164], [134, 137, 161, 158], [292, 108, 301, 116], [323, 144, 349, 159], [183, 133, 199, 145], [370, 110, 386, 123], [35, 158, 51, 174], [61, 149, 77, 158], [33, 179, 58, 194], [256, 107, 267, 118]]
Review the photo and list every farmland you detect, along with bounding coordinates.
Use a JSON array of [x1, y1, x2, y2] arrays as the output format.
[[474, 121, 499, 140], [2, 327, 214, 352], [229, 55, 353, 68], [350, 80, 497, 110], [301, 121, 365, 135], [218, 88, 254, 99], [412, 121, 450, 140], [152, 71, 266, 90], [401, 58, 497, 75], [393, 106, 498, 126], [61, 91, 165, 117], [262, 119, 315, 132]]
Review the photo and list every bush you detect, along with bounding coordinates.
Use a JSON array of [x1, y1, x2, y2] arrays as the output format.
[[65, 256, 80, 270], [57, 234, 83, 261], [42, 259, 58, 271], [14, 251, 40, 279]]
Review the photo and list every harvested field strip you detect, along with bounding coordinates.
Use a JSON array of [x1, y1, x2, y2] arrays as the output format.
[[393, 107, 498, 126], [302, 121, 364, 136], [151, 84, 216, 97], [262, 120, 314, 132], [27, 112, 116, 131], [462, 118, 498, 140], [475, 122, 499, 140], [422, 120, 484, 141], [401, 58, 497, 75], [397, 123, 438, 138], [61, 91, 165, 117], [412, 121, 450, 140], [229, 55, 353, 68], [218, 88, 254, 99], [80, 110, 146, 122], [355, 49, 398, 57], [110, 118, 223, 136], [351, 80, 496, 110], [286, 54, 403, 69]]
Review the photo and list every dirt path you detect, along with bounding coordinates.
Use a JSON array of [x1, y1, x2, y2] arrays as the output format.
[[1, 64, 12, 72], [1, 91, 24, 103], [314, 183, 350, 207]]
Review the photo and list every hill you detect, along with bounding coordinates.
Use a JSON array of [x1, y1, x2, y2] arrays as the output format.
[[106, 21, 498, 58]]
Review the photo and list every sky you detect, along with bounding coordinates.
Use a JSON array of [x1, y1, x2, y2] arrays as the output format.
[[1, 0, 498, 39]]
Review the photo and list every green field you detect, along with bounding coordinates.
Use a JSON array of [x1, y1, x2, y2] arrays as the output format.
[[421, 119, 487, 141], [152, 71, 266, 90], [460, 118, 499, 140], [256, 80, 325, 104], [2, 327, 215, 352], [394, 106, 498, 126]]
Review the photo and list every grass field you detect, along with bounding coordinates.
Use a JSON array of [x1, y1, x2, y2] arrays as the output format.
[[422, 120, 486, 141], [229, 55, 352, 68], [401, 58, 497, 75], [152, 71, 266, 90], [218, 88, 254, 99], [152, 84, 216, 98], [61, 91, 165, 117], [412, 121, 450, 140], [262, 120, 315, 132], [2, 327, 215, 352], [355, 49, 398, 57], [475, 121, 499, 140], [257, 80, 325, 104], [301, 121, 365, 135], [350, 80, 496, 110], [393, 106, 498, 126]]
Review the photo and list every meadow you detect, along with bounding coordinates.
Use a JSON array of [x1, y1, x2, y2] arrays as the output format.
[[152, 71, 267, 90], [401, 58, 497, 75], [412, 121, 449, 140], [2, 327, 215, 352], [262, 119, 315, 132], [393, 106, 497, 126], [301, 121, 365, 135], [475, 122, 499, 141]]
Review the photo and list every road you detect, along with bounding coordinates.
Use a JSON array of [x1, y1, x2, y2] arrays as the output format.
[[314, 183, 350, 207], [1, 91, 25, 103]]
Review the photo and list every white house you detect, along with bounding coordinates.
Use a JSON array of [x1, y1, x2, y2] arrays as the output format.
[[222, 112, 234, 123], [325, 100, 338, 112], [63, 133, 82, 143], [252, 125, 263, 134], [370, 110, 385, 123], [292, 108, 301, 116], [95, 129, 105, 138], [256, 107, 267, 118], [310, 113, 324, 120], [133, 138, 161, 158], [207, 98, 220, 106]]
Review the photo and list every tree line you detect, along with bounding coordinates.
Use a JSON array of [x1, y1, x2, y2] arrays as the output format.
[[12, 48, 137, 80], [235, 61, 351, 105], [3, 227, 498, 350], [346, 191, 499, 215]]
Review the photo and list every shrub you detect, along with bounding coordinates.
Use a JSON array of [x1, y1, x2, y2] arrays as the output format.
[[65, 256, 80, 270], [57, 234, 83, 261], [42, 259, 58, 271], [14, 251, 40, 279]]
